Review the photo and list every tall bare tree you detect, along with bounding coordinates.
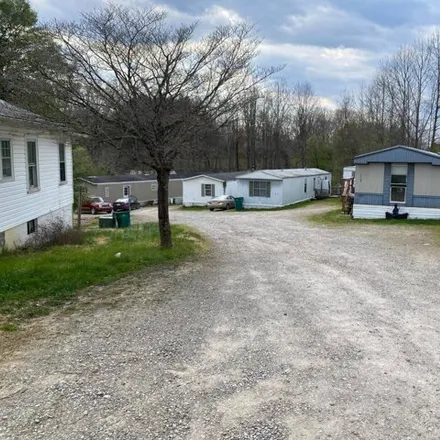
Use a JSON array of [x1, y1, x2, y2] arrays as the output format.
[[44, 3, 279, 247]]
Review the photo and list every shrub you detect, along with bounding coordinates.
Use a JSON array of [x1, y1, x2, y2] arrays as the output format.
[[24, 217, 84, 250]]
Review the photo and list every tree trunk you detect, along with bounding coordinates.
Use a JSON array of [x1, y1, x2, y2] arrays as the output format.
[[156, 168, 172, 248]]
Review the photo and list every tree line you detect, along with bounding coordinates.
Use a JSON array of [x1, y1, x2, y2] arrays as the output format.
[[3, 0, 440, 246]]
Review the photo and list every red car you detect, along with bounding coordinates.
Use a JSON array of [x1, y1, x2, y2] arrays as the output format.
[[82, 196, 113, 215]]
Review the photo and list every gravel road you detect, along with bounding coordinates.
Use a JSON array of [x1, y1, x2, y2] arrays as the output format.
[[1, 205, 440, 440]]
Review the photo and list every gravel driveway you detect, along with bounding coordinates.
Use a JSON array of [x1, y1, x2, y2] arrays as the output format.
[[1, 205, 440, 440]]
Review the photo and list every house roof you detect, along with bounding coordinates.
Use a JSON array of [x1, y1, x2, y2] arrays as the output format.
[[0, 99, 48, 125], [354, 145, 440, 166], [182, 171, 247, 182], [83, 171, 199, 185], [236, 168, 331, 181]]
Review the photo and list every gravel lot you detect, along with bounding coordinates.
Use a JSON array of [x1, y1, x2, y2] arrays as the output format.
[[1, 205, 440, 440]]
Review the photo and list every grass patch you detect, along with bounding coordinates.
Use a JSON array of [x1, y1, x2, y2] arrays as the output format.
[[309, 207, 440, 226], [0, 223, 205, 324], [0, 322, 18, 332], [180, 205, 208, 211]]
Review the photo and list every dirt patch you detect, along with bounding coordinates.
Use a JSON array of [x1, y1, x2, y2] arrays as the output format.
[[2, 206, 440, 439]]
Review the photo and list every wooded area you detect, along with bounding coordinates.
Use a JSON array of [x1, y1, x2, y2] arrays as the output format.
[[3, 0, 440, 246]]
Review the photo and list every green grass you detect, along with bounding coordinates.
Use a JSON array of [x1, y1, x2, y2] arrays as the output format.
[[180, 205, 207, 211], [0, 223, 205, 325]]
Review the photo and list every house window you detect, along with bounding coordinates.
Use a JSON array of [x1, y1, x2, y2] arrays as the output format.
[[249, 181, 271, 197], [390, 165, 407, 203], [123, 185, 131, 196], [304, 178, 308, 193], [1, 140, 12, 179], [59, 143, 66, 182], [27, 219, 37, 235], [151, 183, 157, 191], [104, 187, 109, 198], [27, 140, 38, 189], [202, 184, 215, 197]]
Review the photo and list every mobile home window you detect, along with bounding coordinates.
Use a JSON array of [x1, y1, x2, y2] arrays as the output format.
[[59, 143, 66, 182], [104, 187, 109, 198], [151, 183, 157, 191], [304, 178, 308, 193], [202, 184, 215, 197], [390, 165, 407, 203], [123, 185, 131, 196], [1, 140, 12, 179], [27, 141, 39, 189], [249, 181, 271, 198]]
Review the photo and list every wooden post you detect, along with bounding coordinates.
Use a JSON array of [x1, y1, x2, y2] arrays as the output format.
[[77, 186, 82, 230]]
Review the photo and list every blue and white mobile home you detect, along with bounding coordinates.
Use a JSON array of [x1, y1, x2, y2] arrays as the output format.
[[353, 145, 440, 219]]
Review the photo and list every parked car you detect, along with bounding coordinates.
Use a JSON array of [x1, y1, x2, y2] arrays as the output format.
[[207, 195, 236, 211], [81, 196, 113, 215], [113, 196, 141, 211]]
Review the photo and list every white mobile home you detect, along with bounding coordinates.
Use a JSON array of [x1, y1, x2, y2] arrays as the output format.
[[182, 172, 246, 206], [343, 166, 356, 179], [236, 168, 331, 208], [0, 100, 73, 249]]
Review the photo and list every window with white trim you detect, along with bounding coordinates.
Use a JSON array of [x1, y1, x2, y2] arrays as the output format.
[[27, 219, 37, 235], [249, 181, 271, 197], [151, 183, 158, 191], [59, 143, 66, 182], [27, 140, 39, 189], [123, 185, 131, 196], [304, 178, 308, 193], [1, 139, 13, 180], [390, 164, 407, 203], [202, 184, 215, 197], [104, 187, 109, 198]]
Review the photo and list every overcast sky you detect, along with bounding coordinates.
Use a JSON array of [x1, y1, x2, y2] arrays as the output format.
[[29, 0, 440, 108]]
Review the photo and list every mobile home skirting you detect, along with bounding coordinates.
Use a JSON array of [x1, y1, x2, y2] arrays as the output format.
[[353, 204, 440, 219]]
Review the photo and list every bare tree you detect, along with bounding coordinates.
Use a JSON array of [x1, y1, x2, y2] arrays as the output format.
[[44, 3, 279, 247], [291, 82, 318, 167]]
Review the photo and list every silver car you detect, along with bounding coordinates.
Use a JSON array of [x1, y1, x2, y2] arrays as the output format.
[[207, 195, 236, 211]]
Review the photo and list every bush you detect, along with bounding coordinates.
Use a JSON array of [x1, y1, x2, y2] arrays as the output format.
[[24, 217, 84, 250]]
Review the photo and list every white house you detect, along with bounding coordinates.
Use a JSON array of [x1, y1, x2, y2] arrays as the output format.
[[0, 100, 73, 249], [182, 172, 246, 206], [236, 168, 331, 208], [343, 166, 356, 179]]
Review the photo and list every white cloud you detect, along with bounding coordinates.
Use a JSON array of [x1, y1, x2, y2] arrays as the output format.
[[113, 1, 245, 27], [259, 43, 378, 81], [317, 96, 338, 110], [203, 5, 244, 25], [280, 3, 394, 52]]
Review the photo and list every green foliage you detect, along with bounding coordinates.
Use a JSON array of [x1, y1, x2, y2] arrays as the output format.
[[73, 145, 105, 179], [73, 145, 107, 205], [0, 223, 205, 322], [0, 0, 67, 116]]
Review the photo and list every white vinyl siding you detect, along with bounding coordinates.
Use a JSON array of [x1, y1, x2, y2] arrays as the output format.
[[249, 181, 271, 197], [1, 139, 13, 180], [0, 125, 73, 242], [390, 164, 407, 203], [201, 183, 215, 197]]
